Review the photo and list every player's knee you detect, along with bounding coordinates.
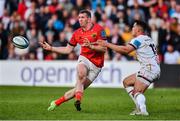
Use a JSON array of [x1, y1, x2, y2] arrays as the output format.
[[77, 65, 88, 81], [78, 72, 86, 82], [123, 80, 128, 88], [133, 88, 143, 95]]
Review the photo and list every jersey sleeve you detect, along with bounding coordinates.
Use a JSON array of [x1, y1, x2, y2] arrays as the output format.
[[69, 33, 77, 46], [129, 38, 142, 49], [97, 28, 107, 40]]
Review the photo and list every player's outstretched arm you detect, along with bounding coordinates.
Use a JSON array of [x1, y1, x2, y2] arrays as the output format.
[[39, 41, 74, 54], [96, 40, 135, 54], [51, 44, 74, 54]]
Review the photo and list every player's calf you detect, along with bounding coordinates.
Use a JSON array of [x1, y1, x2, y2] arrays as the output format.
[[134, 92, 148, 115]]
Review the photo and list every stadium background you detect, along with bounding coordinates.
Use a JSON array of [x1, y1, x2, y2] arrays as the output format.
[[0, 0, 180, 120]]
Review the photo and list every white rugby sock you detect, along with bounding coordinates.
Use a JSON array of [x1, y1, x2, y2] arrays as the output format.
[[125, 86, 138, 108], [135, 93, 147, 113]]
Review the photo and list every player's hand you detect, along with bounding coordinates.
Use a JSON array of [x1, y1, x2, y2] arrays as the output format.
[[39, 40, 52, 51], [82, 38, 94, 48], [96, 40, 107, 47], [82, 38, 90, 47]]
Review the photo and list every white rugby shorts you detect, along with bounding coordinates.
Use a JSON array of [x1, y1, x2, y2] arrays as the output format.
[[77, 55, 101, 82], [136, 65, 160, 85]]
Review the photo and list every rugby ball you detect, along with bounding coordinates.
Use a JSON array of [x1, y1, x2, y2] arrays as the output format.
[[12, 36, 29, 49]]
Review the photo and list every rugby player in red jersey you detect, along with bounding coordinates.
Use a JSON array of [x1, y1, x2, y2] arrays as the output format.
[[39, 10, 107, 111]]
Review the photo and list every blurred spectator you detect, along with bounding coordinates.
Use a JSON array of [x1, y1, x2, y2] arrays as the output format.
[[150, 24, 159, 46], [107, 24, 125, 59], [169, 0, 177, 17], [91, 0, 105, 11], [0, 0, 5, 18], [175, 24, 180, 51], [27, 49, 37, 60], [39, 6, 52, 34], [10, 20, 23, 37], [94, 5, 103, 22], [0, 22, 8, 59], [24, 1, 38, 21], [52, 32, 68, 60], [61, 0, 73, 13], [36, 35, 46, 60], [67, 51, 78, 60], [51, 13, 64, 33], [109, 5, 118, 23], [64, 24, 73, 41], [164, 44, 180, 64], [153, 0, 168, 18], [158, 20, 176, 55], [1, 9, 11, 30], [46, 31, 54, 45], [116, 0, 127, 11], [26, 27, 41, 50], [8, 12, 21, 32], [14, 47, 29, 60], [45, 19, 56, 35], [116, 10, 127, 30], [36, 47, 44, 60], [128, 0, 145, 25], [45, 52, 58, 60], [8, 42, 16, 60], [120, 24, 133, 43], [37, 0, 47, 7], [48, 0, 59, 14], [127, 0, 144, 7], [100, 12, 113, 36], [69, 8, 79, 30], [17, 0, 27, 20], [171, 4, 180, 24], [104, 0, 114, 17], [148, 9, 163, 28], [5, 0, 19, 16], [60, 9, 69, 25]]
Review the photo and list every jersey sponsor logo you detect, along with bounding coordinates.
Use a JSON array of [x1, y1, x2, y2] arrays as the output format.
[[91, 33, 97, 38], [101, 30, 106, 38], [133, 40, 141, 48]]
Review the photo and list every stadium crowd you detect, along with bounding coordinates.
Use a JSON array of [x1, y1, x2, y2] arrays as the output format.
[[0, 0, 180, 64]]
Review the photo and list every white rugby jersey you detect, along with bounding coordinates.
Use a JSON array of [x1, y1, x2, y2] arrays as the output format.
[[129, 35, 160, 68]]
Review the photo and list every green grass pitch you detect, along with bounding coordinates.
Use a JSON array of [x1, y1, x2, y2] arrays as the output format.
[[0, 86, 180, 120]]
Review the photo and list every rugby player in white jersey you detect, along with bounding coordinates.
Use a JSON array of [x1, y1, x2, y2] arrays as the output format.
[[96, 20, 160, 116]]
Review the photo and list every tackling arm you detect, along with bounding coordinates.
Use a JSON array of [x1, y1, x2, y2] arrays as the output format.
[[83, 38, 106, 53], [97, 40, 135, 54], [90, 44, 107, 53], [106, 43, 135, 54]]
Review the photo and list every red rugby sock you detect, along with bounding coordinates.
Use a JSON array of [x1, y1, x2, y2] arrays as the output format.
[[75, 91, 83, 101], [55, 96, 66, 106]]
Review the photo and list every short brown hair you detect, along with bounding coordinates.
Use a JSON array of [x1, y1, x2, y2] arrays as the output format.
[[79, 10, 91, 18]]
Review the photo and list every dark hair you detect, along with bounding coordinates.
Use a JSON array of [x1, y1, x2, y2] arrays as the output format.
[[134, 20, 147, 32], [79, 10, 91, 18]]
